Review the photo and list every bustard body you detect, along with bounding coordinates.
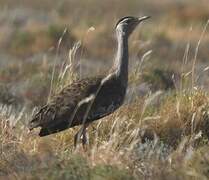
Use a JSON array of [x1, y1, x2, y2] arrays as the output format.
[[29, 16, 150, 146]]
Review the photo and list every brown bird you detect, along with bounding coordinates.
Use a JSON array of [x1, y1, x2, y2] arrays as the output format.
[[28, 16, 150, 147]]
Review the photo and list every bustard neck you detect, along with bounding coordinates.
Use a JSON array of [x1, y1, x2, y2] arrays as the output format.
[[113, 29, 129, 87]]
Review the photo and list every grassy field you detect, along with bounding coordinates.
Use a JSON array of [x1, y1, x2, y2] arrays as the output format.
[[0, 0, 209, 179]]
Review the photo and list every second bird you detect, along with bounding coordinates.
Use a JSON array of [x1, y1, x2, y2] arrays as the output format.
[[28, 16, 150, 147]]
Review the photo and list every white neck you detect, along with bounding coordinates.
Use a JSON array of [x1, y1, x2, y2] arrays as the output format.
[[113, 27, 129, 87]]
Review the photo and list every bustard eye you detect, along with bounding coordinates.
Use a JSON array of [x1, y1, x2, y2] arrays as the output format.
[[126, 19, 131, 23], [123, 19, 133, 26]]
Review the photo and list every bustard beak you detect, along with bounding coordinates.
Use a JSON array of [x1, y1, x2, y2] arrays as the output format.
[[137, 16, 151, 23]]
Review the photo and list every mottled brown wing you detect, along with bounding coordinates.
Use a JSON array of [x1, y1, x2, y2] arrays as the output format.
[[29, 76, 103, 131]]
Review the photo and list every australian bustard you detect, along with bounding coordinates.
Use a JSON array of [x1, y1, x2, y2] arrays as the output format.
[[29, 16, 150, 147]]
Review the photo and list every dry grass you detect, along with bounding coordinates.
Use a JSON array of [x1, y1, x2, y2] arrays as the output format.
[[0, 86, 209, 179]]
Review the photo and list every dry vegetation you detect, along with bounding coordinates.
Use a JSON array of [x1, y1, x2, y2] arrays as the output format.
[[0, 0, 209, 179], [0, 88, 209, 179]]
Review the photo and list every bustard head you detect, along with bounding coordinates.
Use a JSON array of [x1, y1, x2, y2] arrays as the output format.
[[116, 16, 150, 37]]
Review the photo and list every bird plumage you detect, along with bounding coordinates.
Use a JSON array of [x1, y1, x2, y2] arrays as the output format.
[[29, 75, 126, 136], [28, 16, 150, 146]]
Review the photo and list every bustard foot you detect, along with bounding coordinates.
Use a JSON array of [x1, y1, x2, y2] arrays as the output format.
[[82, 127, 89, 145], [74, 124, 89, 149]]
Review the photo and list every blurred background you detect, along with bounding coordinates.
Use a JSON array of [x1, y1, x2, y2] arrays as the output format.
[[0, 0, 209, 108]]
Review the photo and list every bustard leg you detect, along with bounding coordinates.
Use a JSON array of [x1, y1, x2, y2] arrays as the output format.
[[71, 78, 108, 148], [74, 123, 89, 148]]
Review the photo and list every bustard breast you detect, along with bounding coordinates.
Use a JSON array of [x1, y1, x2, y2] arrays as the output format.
[[87, 78, 126, 120]]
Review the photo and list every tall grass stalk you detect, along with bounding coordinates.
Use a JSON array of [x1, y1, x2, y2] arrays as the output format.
[[48, 28, 67, 102], [191, 20, 209, 91]]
